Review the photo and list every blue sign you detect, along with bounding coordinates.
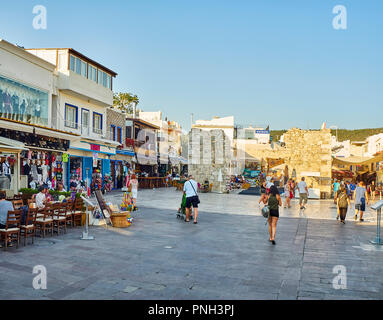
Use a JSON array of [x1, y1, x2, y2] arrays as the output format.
[[255, 130, 270, 134]]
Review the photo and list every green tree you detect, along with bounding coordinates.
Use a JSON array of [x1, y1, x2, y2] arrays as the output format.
[[113, 92, 139, 115]]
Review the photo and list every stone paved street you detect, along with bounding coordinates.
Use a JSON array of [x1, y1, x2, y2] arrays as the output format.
[[0, 188, 383, 300]]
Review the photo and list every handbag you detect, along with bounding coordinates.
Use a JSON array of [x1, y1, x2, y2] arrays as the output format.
[[189, 181, 201, 204], [261, 205, 270, 218]]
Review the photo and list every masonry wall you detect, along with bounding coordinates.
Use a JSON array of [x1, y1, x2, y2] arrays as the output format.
[[188, 128, 232, 193], [283, 128, 332, 196]]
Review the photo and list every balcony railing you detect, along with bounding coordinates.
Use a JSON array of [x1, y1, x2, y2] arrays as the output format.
[[93, 127, 103, 135], [64, 120, 78, 129]]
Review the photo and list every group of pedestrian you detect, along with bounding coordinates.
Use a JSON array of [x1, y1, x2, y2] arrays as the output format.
[[335, 180, 369, 224], [283, 177, 309, 210]]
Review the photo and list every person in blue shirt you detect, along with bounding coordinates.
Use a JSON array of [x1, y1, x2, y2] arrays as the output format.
[[350, 181, 356, 199], [333, 179, 340, 203]]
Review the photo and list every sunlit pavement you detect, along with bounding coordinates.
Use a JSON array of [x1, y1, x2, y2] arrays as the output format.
[[105, 187, 378, 223], [0, 188, 383, 300]]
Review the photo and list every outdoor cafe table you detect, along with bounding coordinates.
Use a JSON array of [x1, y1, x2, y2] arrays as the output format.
[[138, 177, 166, 189]]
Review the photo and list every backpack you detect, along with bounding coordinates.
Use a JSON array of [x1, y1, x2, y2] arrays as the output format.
[[338, 192, 348, 208]]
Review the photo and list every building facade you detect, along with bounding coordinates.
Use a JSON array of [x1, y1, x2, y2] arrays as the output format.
[[0, 39, 76, 194], [26, 48, 120, 190]]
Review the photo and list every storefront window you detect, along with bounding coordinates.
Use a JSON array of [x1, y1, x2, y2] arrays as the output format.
[[0, 74, 49, 126]]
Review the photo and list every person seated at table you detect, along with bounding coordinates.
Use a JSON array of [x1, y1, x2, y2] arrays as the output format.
[[35, 186, 47, 209], [57, 183, 66, 192], [44, 187, 53, 203], [0, 192, 15, 247]]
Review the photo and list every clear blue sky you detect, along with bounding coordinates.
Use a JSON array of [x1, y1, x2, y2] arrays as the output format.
[[1, 0, 382, 131]]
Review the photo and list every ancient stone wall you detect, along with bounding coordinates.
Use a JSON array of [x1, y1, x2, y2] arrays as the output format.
[[188, 127, 332, 196], [283, 128, 332, 195], [188, 128, 232, 193]]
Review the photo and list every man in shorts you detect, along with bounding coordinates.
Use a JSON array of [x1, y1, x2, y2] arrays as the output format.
[[354, 181, 369, 222], [298, 177, 309, 210], [183, 175, 199, 224]]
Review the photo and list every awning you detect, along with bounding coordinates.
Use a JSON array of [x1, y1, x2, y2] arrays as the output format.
[[110, 154, 134, 161], [136, 153, 157, 165], [0, 119, 78, 141], [0, 136, 28, 151], [116, 149, 135, 157]]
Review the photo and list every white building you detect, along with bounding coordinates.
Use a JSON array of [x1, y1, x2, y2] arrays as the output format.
[[366, 133, 383, 156], [193, 116, 235, 142], [0, 39, 76, 194], [331, 136, 351, 158], [26, 48, 120, 188], [139, 111, 183, 174]]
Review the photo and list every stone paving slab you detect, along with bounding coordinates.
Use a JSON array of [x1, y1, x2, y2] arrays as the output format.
[[0, 197, 383, 300]]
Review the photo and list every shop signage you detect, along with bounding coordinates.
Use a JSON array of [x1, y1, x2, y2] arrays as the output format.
[[255, 130, 270, 134], [93, 152, 98, 167], [90, 144, 100, 151], [62, 153, 69, 163]]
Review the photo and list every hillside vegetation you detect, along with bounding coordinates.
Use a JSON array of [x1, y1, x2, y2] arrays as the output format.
[[270, 128, 383, 143]]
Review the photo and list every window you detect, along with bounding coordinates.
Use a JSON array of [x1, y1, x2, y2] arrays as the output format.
[[81, 109, 89, 135], [98, 70, 102, 85], [117, 127, 122, 143], [110, 125, 116, 141], [93, 112, 103, 134], [126, 126, 132, 139], [69, 55, 75, 71], [75, 57, 81, 74], [81, 61, 87, 77], [107, 74, 111, 89], [102, 72, 107, 87], [88, 65, 97, 82], [65, 104, 78, 129]]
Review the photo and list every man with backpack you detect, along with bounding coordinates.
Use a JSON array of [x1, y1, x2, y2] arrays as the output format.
[[337, 185, 351, 224]]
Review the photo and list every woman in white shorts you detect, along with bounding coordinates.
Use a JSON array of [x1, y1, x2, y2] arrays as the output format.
[[130, 174, 139, 206]]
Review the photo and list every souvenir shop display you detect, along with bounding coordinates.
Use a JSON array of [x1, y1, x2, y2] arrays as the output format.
[[0, 155, 15, 190], [103, 174, 113, 193], [120, 192, 137, 212], [91, 169, 102, 193], [20, 150, 63, 190]]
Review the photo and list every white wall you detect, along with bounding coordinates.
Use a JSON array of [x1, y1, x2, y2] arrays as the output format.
[[0, 45, 55, 127], [367, 134, 383, 157], [27, 49, 113, 107], [57, 92, 107, 139]]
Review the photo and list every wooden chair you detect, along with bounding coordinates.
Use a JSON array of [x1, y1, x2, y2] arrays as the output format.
[[13, 199, 24, 210], [65, 200, 74, 228], [20, 208, 37, 246], [35, 207, 54, 238], [73, 198, 84, 227], [0, 210, 21, 250], [53, 203, 67, 235]]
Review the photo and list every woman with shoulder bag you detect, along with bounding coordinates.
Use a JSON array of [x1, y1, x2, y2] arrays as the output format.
[[267, 185, 282, 245]]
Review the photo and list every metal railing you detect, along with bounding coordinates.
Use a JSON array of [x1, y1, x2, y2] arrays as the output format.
[[370, 200, 383, 245]]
